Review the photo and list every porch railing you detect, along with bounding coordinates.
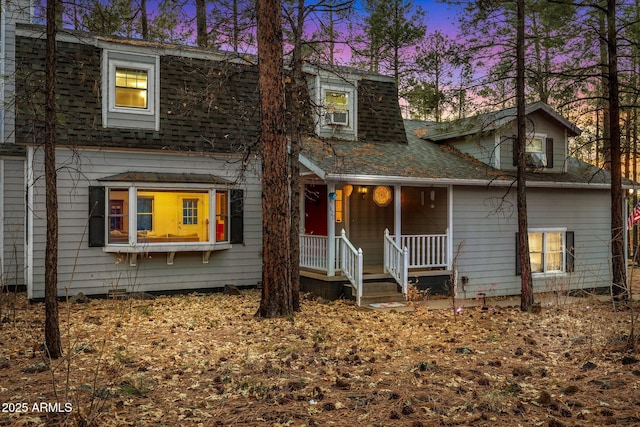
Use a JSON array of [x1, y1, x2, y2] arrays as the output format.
[[383, 229, 409, 295], [393, 233, 448, 268], [299, 234, 341, 271], [339, 230, 363, 306]]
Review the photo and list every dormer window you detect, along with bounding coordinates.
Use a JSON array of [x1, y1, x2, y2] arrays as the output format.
[[524, 134, 549, 168], [315, 80, 357, 140], [526, 136, 544, 154], [102, 51, 159, 130], [325, 91, 349, 126], [510, 133, 554, 169], [115, 68, 148, 109]]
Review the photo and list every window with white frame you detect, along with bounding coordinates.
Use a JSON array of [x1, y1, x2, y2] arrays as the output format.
[[513, 133, 553, 169], [526, 135, 545, 153], [105, 188, 228, 245], [516, 229, 574, 276], [320, 84, 355, 131], [115, 67, 148, 109], [108, 59, 156, 115], [102, 51, 159, 130], [324, 90, 349, 126]]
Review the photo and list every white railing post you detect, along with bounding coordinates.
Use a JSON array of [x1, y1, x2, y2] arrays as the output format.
[[402, 246, 409, 296], [356, 248, 363, 306], [383, 228, 390, 274]]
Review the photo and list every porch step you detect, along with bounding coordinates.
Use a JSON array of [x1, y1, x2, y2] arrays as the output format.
[[359, 281, 406, 306]]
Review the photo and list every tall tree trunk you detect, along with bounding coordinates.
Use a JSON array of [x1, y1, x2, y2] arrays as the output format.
[[196, 0, 207, 47], [287, 0, 308, 313], [233, 0, 239, 52], [633, 109, 638, 255], [255, 0, 294, 317], [516, 0, 534, 311], [140, 0, 148, 39], [328, 0, 335, 65], [600, 11, 611, 169], [625, 112, 630, 180], [45, 0, 63, 359], [607, 0, 627, 298]]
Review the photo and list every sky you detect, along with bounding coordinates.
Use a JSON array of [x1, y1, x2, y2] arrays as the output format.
[[407, 0, 462, 35]]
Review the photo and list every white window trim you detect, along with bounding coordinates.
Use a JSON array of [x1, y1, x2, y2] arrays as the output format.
[[101, 51, 160, 130], [526, 132, 547, 153], [319, 83, 357, 133], [108, 59, 156, 116], [528, 227, 567, 276], [102, 185, 231, 258]]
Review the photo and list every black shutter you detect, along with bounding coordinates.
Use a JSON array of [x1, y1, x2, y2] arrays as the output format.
[[566, 231, 575, 272], [515, 232, 521, 275], [88, 186, 106, 247], [230, 189, 244, 244], [545, 138, 554, 168]]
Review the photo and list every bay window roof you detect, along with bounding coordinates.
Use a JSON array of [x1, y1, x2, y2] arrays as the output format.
[[98, 171, 231, 185]]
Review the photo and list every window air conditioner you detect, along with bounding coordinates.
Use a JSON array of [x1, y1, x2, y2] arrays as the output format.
[[525, 152, 547, 168], [326, 110, 348, 126]]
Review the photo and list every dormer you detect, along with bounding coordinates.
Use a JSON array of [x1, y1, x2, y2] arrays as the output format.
[[308, 72, 358, 141], [101, 50, 160, 131], [422, 102, 580, 174]]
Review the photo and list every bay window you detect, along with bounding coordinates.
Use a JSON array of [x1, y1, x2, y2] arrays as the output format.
[[105, 188, 228, 244]]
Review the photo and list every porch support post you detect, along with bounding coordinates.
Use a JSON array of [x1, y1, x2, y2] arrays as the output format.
[[447, 185, 454, 271], [327, 182, 336, 276], [394, 184, 401, 245]]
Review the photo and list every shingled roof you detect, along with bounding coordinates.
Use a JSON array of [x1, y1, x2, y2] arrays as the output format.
[[300, 118, 617, 188], [14, 24, 260, 154], [421, 102, 581, 143]]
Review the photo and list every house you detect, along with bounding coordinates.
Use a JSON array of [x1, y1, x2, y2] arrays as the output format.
[[0, 2, 627, 304], [2, 10, 269, 299], [299, 101, 628, 305], [0, 3, 415, 300]]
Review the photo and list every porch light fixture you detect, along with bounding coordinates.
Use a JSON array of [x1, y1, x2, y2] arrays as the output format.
[[343, 184, 353, 197], [373, 186, 392, 207], [358, 186, 368, 199]]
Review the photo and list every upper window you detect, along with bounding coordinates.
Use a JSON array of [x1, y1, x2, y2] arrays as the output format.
[[102, 51, 159, 130], [526, 136, 544, 153], [115, 68, 148, 109], [524, 133, 548, 168], [315, 79, 357, 141], [325, 91, 349, 126]]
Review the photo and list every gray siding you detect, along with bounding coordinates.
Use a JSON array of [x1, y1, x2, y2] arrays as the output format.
[[452, 186, 611, 298], [450, 134, 497, 167], [3, 159, 25, 288], [28, 148, 262, 299], [499, 110, 567, 173]]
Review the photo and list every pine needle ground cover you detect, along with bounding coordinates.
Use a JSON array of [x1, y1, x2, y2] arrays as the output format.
[[1, 289, 639, 426]]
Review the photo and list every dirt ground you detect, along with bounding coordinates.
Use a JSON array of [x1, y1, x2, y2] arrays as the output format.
[[1, 286, 640, 427]]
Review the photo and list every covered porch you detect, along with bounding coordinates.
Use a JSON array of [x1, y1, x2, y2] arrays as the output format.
[[299, 182, 453, 305]]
